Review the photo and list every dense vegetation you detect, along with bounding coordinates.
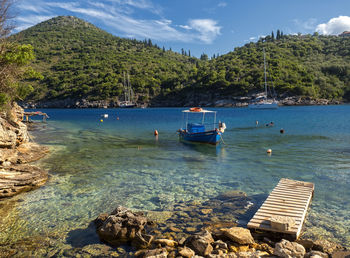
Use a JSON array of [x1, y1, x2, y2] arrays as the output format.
[[12, 16, 350, 105], [0, 0, 39, 110], [12, 16, 198, 104], [198, 33, 350, 100]]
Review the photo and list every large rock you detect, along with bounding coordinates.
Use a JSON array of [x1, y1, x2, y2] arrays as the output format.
[[1, 142, 49, 165], [186, 230, 214, 256], [178, 247, 195, 258], [95, 206, 151, 248], [0, 103, 29, 148], [0, 121, 17, 148], [135, 248, 168, 258], [0, 164, 48, 198], [221, 227, 254, 245], [274, 239, 305, 258], [0, 103, 49, 198]]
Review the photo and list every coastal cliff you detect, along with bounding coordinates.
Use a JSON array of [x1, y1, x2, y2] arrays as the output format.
[[0, 103, 49, 198]]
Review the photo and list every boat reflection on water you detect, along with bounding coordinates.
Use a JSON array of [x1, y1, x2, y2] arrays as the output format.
[[180, 140, 227, 158]]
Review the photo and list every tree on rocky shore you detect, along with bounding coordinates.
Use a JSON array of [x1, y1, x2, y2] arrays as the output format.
[[0, 0, 41, 110]]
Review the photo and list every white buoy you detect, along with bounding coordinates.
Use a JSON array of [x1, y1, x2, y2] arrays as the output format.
[[103, 114, 108, 118]]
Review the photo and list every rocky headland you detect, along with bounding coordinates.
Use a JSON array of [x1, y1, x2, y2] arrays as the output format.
[[0, 103, 49, 198]]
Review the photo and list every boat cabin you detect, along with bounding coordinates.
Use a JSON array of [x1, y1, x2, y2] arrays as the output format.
[[187, 123, 206, 133]]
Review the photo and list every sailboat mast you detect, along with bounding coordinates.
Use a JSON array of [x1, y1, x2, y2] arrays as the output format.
[[123, 71, 127, 102], [263, 48, 267, 99], [127, 73, 131, 102]]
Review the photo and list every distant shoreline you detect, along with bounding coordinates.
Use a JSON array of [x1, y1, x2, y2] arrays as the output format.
[[20, 97, 344, 109]]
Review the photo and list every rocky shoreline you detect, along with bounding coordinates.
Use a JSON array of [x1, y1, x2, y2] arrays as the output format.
[[0, 103, 49, 198], [19, 96, 343, 109], [93, 206, 348, 258]]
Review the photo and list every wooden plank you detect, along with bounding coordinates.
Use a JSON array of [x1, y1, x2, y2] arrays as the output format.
[[275, 184, 313, 191], [247, 178, 314, 239], [249, 215, 302, 224], [270, 190, 309, 199], [262, 203, 306, 211], [278, 179, 314, 188], [272, 188, 313, 196], [276, 184, 314, 192], [254, 210, 303, 218], [296, 193, 313, 238], [265, 197, 308, 205], [249, 217, 302, 225], [267, 194, 310, 201], [248, 220, 300, 231], [265, 196, 309, 204], [264, 197, 308, 206], [247, 221, 297, 235], [262, 200, 307, 208], [257, 206, 305, 215]]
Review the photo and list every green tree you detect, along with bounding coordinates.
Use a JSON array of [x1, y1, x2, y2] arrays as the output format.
[[200, 53, 208, 61], [276, 29, 281, 40], [0, 0, 38, 108]]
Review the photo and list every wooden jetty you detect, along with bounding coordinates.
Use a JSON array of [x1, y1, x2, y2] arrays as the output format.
[[247, 178, 314, 239], [23, 111, 49, 122]]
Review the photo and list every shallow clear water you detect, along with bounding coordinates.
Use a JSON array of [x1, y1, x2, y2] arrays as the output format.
[[1, 106, 350, 254]]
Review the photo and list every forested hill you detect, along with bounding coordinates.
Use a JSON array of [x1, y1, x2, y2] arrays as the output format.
[[12, 16, 198, 104], [12, 16, 350, 106]]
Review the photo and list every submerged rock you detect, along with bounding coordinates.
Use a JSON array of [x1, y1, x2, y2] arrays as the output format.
[[312, 239, 343, 254]]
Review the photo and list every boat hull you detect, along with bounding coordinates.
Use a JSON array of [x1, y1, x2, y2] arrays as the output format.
[[179, 130, 222, 145], [248, 102, 278, 109], [119, 104, 136, 108]]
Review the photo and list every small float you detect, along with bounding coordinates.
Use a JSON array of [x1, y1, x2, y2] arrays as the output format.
[[177, 108, 226, 145]]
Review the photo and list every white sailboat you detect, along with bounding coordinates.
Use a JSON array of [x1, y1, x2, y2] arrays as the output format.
[[119, 72, 136, 108], [249, 48, 278, 109]]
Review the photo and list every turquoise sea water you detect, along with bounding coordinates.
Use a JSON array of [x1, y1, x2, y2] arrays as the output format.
[[1, 105, 350, 255]]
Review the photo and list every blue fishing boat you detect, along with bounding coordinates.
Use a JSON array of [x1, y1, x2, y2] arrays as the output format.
[[177, 107, 226, 145]]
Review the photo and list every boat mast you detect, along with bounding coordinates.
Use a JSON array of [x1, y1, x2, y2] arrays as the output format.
[[127, 73, 131, 102], [263, 48, 267, 99], [123, 71, 127, 102]]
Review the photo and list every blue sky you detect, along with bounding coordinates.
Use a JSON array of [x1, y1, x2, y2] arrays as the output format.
[[13, 0, 350, 57]]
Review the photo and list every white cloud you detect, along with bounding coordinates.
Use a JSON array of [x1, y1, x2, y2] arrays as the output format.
[[316, 16, 350, 35], [189, 19, 221, 44], [13, 15, 55, 32], [14, 1, 222, 44], [293, 18, 317, 31], [105, 0, 162, 15], [218, 2, 227, 7], [16, 3, 51, 14], [179, 25, 191, 30], [249, 36, 256, 41]]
